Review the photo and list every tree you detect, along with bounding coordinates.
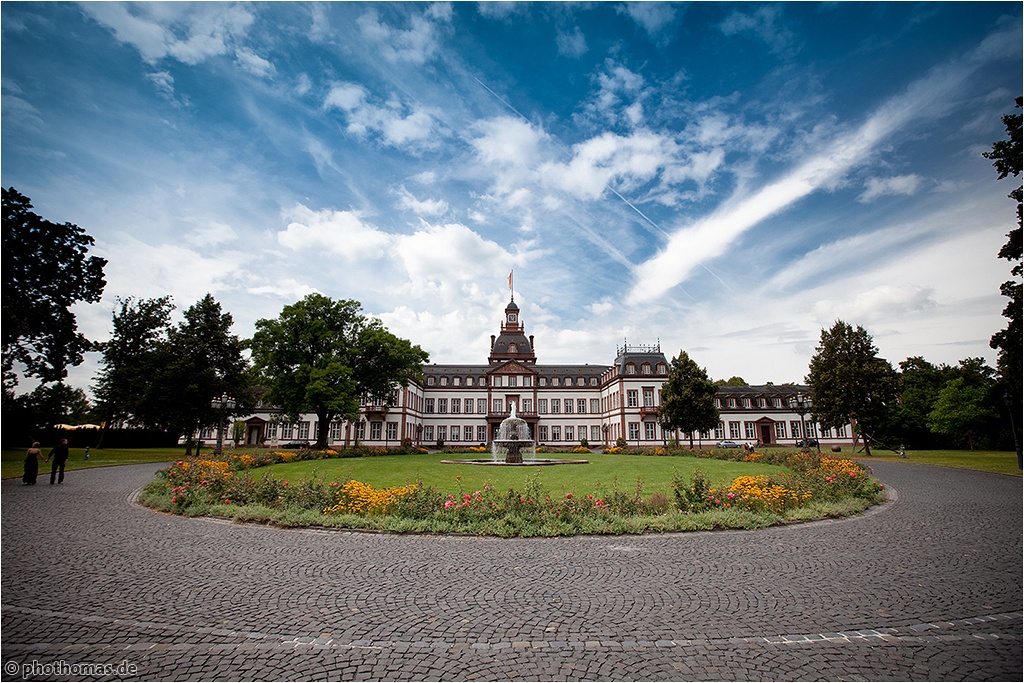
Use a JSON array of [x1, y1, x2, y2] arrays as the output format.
[[806, 321, 897, 456], [715, 376, 747, 386], [156, 294, 251, 452], [92, 296, 174, 448], [657, 351, 720, 448], [928, 377, 993, 450], [983, 97, 1022, 423], [250, 294, 428, 450], [2, 187, 107, 390]]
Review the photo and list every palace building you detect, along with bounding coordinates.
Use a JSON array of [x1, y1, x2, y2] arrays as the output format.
[[228, 297, 850, 450]]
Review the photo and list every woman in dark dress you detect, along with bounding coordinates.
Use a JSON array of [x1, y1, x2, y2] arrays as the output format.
[[22, 442, 41, 485]]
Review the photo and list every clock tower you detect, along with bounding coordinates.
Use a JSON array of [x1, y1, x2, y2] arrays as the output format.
[[489, 298, 536, 364]]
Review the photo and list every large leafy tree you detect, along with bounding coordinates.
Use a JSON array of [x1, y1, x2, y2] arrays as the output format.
[[91, 296, 174, 447], [658, 350, 720, 448], [2, 187, 107, 390], [982, 97, 1022, 418], [927, 358, 997, 450], [806, 321, 897, 456], [250, 294, 428, 449]]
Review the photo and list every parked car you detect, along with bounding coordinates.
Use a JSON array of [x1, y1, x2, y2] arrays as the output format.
[[716, 440, 741, 448], [281, 440, 310, 449], [795, 439, 819, 447]]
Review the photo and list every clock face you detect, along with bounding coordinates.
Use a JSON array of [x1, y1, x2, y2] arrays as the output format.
[[508, 313, 517, 322]]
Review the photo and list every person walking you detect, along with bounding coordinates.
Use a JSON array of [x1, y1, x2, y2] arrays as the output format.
[[22, 442, 42, 485], [47, 438, 69, 485]]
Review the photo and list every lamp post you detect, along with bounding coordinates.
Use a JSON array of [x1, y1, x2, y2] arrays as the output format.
[[210, 393, 236, 456], [789, 393, 812, 450]]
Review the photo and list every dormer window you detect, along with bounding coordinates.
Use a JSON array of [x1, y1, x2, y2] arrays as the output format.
[[508, 343, 517, 353]]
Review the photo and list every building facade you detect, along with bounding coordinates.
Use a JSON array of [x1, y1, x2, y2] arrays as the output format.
[[223, 298, 851, 450]]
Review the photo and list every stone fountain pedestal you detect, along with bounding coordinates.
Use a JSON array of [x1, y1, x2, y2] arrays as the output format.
[[440, 405, 589, 467]]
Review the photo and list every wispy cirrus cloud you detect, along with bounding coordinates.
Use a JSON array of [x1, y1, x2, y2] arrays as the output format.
[[628, 25, 1020, 304]]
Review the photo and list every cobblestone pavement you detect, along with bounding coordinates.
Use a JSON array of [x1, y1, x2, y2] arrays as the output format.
[[2, 460, 1021, 681]]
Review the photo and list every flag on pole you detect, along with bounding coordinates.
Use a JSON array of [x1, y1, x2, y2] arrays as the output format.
[[508, 270, 513, 290]]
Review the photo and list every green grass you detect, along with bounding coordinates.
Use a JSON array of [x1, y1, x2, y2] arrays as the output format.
[[253, 452, 785, 497], [852, 449, 1021, 476], [1, 446, 181, 480]]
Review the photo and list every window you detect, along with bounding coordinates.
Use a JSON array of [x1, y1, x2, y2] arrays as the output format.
[[424, 426, 434, 442], [743, 398, 752, 408], [577, 377, 585, 386], [464, 426, 473, 442], [791, 421, 802, 438], [744, 422, 757, 439], [466, 377, 474, 387], [493, 399, 503, 413], [538, 425, 548, 441], [641, 363, 652, 374], [565, 426, 574, 442], [280, 423, 293, 439], [590, 377, 597, 386], [438, 398, 448, 414], [451, 399, 460, 414], [775, 422, 787, 439], [266, 422, 278, 438], [657, 363, 667, 374], [715, 422, 724, 439], [298, 422, 310, 439], [590, 399, 600, 413], [440, 376, 448, 386], [522, 398, 533, 413], [492, 376, 502, 388], [330, 422, 342, 441], [386, 422, 398, 441], [591, 425, 602, 442], [728, 398, 737, 408], [729, 421, 741, 439], [477, 426, 487, 442], [465, 398, 474, 413], [837, 424, 848, 437], [426, 376, 435, 386], [523, 376, 532, 387], [551, 426, 561, 441], [643, 389, 654, 407], [538, 399, 547, 413], [551, 400, 560, 414], [564, 399, 573, 414], [425, 398, 435, 414], [370, 422, 382, 440], [437, 426, 447, 442], [627, 390, 638, 407], [578, 399, 587, 414], [508, 375, 517, 387], [477, 398, 487, 414], [628, 423, 640, 440], [626, 363, 636, 374], [452, 376, 461, 386], [645, 422, 656, 440], [355, 422, 365, 440]]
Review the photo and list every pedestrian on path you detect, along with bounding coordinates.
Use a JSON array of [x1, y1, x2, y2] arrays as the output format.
[[46, 438, 69, 485], [22, 442, 42, 485]]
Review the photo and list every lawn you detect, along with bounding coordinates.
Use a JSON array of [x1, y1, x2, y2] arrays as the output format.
[[853, 449, 1021, 476], [1, 446, 181, 480], [256, 451, 787, 498]]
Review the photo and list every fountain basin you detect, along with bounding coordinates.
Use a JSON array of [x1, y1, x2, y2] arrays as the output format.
[[440, 458, 589, 466]]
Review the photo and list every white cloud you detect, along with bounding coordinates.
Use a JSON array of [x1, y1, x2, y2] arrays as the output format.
[[619, 2, 680, 39], [396, 187, 449, 217], [234, 48, 275, 78], [324, 81, 440, 149], [858, 174, 922, 202], [719, 5, 798, 56], [277, 205, 392, 259], [556, 26, 587, 58], [356, 5, 451, 65], [82, 2, 255, 65], [542, 129, 677, 200], [628, 28, 1017, 304]]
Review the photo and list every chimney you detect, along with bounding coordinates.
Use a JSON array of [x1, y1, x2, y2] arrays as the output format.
[[529, 335, 534, 350]]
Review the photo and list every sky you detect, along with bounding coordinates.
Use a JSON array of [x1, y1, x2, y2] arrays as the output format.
[[2, 1, 1022, 397]]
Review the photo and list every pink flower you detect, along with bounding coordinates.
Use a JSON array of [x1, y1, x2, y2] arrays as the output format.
[[444, 500, 455, 509], [849, 471, 857, 477]]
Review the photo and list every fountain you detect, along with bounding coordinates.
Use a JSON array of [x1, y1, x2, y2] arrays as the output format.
[[440, 405, 589, 466], [491, 404, 535, 464]]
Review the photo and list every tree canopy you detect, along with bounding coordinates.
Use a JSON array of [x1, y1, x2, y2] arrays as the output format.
[[250, 294, 428, 449], [2, 187, 107, 390], [983, 96, 1022, 413], [806, 321, 897, 456], [657, 350, 720, 447]]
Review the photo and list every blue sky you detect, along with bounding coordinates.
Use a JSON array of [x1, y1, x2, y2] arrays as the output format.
[[3, 2, 1021, 395]]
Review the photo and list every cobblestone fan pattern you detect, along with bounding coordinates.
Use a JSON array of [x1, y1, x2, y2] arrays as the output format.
[[2, 461, 1021, 681]]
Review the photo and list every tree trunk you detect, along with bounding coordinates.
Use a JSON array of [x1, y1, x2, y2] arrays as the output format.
[[315, 411, 332, 450]]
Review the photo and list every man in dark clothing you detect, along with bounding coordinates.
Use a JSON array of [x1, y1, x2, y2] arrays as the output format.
[[48, 438, 69, 485]]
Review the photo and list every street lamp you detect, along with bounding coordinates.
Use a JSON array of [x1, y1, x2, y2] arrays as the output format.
[[210, 393, 236, 455], [788, 393, 812, 450]]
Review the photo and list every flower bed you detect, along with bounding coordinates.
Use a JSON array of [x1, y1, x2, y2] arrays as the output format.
[[139, 447, 885, 536]]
